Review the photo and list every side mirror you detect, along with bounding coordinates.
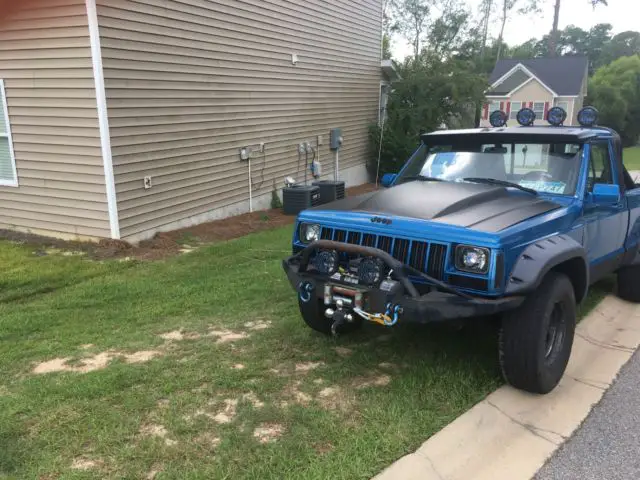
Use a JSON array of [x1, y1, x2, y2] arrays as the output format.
[[381, 173, 397, 188], [592, 183, 621, 205]]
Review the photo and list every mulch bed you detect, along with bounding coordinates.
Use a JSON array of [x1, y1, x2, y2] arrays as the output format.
[[1, 183, 379, 261]]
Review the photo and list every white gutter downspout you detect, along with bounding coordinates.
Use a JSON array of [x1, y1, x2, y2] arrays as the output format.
[[86, 0, 120, 239]]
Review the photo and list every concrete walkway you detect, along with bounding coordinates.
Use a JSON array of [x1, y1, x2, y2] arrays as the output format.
[[535, 349, 640, 480]]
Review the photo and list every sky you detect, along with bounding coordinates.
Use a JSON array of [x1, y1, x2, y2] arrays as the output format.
[[390, 0, 638, 60]]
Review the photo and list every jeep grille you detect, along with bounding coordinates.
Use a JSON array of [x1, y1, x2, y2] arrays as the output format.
[[320, 227, 448, 281]]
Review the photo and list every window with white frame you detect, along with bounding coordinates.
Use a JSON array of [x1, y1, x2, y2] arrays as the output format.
[[488, 100, 501, 114], [0, 80, 17, 186], [533, 102, 546, 121], [510, 101, 522, 119]]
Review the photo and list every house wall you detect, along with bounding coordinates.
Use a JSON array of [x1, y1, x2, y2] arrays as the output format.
[[96, 0, 383, 241], [0, 0, 110, 239]]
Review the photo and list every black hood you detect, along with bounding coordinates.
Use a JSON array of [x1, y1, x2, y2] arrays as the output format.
[[309, 181, 562, 232]]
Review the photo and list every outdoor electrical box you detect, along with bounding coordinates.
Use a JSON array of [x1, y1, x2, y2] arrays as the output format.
[[329, 128, 342, 150], [312, 180, 345, 205]]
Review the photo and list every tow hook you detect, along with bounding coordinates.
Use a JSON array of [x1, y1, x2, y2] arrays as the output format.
[[326, 299, 354, 337], [298, 281, 314, 303]]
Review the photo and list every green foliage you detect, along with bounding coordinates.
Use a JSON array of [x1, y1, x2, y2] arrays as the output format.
[[368, 56, 487, 177], [588, 55, 640, 146], [270, 185, 283, 210]]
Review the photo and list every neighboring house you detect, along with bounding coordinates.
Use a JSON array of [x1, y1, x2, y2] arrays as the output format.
[[480, 56, 589, 128], [0, 0, 385, 242]]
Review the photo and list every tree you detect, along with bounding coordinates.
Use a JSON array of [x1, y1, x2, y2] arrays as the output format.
[[395, 0, 432, 59], [368, 56, 488, 176], [495, 0, 538, 64], [588, 55, 640, 146], [549, 0, 608, 56], [601, 31, 640, 66]]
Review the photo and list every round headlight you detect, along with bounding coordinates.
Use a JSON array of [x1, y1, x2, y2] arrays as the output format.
[[314, 250, 339, 275], [301, 223, 321, 243], [455, 246, 490, 274], [358, 257, 386, 286]]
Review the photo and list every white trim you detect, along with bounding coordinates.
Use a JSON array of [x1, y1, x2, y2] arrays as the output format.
[[490, 63, 558, 97], [0, 79, 18, 187], [86, 0, 120, 239]]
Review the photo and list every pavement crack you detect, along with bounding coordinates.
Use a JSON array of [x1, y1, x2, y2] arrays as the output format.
[[486, 400, 566, 445], [575, 332, 634, 353], [423, 453, 445, 480], [567, 375, 607, 391]]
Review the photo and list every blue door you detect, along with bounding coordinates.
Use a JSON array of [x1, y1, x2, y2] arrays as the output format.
[[582, 141, 627, 271]]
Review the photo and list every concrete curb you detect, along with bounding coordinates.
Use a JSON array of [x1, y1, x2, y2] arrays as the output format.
[[373, 296, 640, 480]]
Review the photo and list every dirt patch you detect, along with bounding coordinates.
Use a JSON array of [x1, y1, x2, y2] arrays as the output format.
[[232, 363, 245, 370], [244, 320, 272, 331], [125, 350, 162, 363], [211, 398, 239, 424], [295, 361, 324, 373], [282, 380, 312, 406], [208, 329, 249, 344], [378, 362, 398, 370], [253, 423, 285, 444], [80, 344, 95, 350], [146, 466, 164, 480], [159, 330, 202, 341], [0, 184, 377, 261], [139, 424, 177, 446], [334, 346, 353, 357], [317, 386, 355, 412], [353, 374, 392, 389], [196, 433, 221, 448], [33, 350, 162, 375], [71, 457, 102, 471]]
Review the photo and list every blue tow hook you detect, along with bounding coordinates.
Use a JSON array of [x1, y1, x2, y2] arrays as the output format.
[[383, 303, 402, 327], [298, 281, 314, 303]]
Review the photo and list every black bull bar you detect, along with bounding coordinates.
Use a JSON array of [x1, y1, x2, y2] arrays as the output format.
[[282, 240, 525, 323]]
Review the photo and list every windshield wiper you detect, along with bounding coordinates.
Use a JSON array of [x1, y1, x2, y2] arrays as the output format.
[[402, 175, 446, 183], [462, 177, 538, 195]]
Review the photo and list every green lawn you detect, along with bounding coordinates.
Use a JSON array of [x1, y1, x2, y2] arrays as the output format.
[[0, 230, 610, 479], [624, 146, 640, 171]]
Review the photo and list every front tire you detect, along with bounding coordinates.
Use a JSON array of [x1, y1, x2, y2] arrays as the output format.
[[298, 299, 362, 336], [499, 272, 576, 394], [617, 265, 640, 302]]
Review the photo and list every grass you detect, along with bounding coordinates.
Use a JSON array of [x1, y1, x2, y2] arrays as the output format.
[[0, 230, 610, 479], [624, 146, 640, 171]]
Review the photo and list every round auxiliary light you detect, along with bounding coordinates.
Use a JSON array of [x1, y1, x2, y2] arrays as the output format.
[[314, 250, 339, 275], [357, 257, 386, 286], [489, 110, 508, 128], [547, 106, 567, 126], [577, 106, 599, 127], [516, 107, 536, 126]]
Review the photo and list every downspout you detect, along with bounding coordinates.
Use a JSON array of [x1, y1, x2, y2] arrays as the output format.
[[86, 0, 120, 239]]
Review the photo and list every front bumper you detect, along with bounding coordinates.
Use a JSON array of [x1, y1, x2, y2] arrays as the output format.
[[283, 240, 524, 324]]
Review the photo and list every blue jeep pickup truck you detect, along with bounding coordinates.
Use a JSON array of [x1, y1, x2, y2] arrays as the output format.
[[282, 106, 640, 394]]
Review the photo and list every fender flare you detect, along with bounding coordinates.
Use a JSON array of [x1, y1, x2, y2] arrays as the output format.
[[505, 234, 589, 303]]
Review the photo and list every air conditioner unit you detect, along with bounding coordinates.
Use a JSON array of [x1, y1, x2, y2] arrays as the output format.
[[311, 180, 346, 205], [282, 185, 321, 215]]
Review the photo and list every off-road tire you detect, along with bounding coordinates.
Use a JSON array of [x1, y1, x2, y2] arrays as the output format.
[[617, 265, 640, 302], [499, 272, 576, 394], [298, 299, 363, 335]]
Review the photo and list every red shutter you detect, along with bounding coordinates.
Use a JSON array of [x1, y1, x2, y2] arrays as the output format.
[[544, 102, 550, 120], [505, 101, 511, 117], [482, 103, 489, 120], [499, 102, 505, 113], [528, 101, 534, 109]]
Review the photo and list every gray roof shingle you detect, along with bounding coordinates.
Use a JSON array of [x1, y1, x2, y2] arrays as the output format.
[[489, 56, 588, 96]]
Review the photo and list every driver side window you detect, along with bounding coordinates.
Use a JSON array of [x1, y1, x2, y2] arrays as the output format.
[[588, 142, 613, 191]]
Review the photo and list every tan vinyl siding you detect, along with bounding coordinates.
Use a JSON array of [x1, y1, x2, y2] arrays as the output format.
[[0, 0, 110, 239], [97, 0, 382, 239]]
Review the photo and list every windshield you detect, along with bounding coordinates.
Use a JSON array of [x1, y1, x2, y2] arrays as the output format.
[[397, 141, 584, 195]]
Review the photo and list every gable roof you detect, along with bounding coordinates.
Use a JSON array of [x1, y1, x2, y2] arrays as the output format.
[[489, 56, 588, 96]]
